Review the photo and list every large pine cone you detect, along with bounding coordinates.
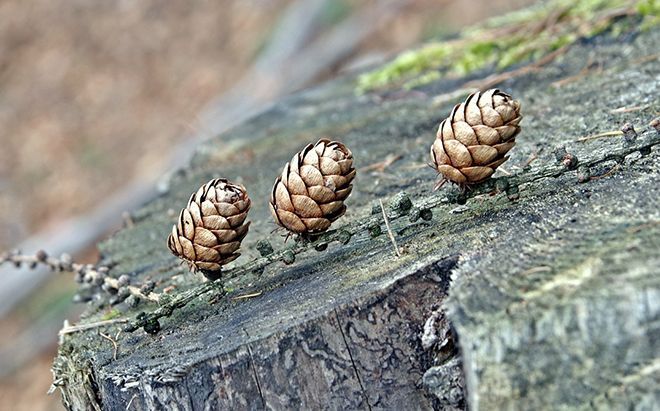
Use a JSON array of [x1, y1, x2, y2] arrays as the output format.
[[270, 139, 356, 234], [168, 178, 251, 274], [431, 89, 522, 185]]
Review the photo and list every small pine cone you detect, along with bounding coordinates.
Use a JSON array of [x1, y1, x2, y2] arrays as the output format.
[[270, 139, 356, 235], [168, 178, 251, 273], [431, 89, 522, 185]]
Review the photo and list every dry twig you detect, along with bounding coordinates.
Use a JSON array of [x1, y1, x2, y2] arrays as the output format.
[[590, 164, 620, 180], [577, 130, 624, 142], [59, 318, 129, 335], [233, 291, 263, 300], [0, 250, 160, 304], [126, 394, 138, 410], [359, 154, 403, 173], [520, 266, 552, 276], [380, 199, 401, 258], [99, 332, 119, 361], [610, 104, 650, 114]]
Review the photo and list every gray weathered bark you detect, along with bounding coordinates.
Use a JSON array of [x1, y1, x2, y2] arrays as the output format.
[[52, 18, 659, 411]]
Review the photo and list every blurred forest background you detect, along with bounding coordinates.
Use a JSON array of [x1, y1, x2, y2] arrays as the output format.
[[0, 0, 532, 409]]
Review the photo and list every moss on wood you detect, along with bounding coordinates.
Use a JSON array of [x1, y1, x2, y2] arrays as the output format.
[[356, 0, 653, 93]]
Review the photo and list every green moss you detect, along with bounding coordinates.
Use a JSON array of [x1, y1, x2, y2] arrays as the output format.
[[356, 0, 640, 92], [637, 0, 660, 29], [637, 0, 659, 14], [549, 33, 578, 51], [568, 0, 628, 16], [101, 309, 122, 321], [403, 71, 442, 90], [356, 44, 453, 92], [454, 40, 499, 75]]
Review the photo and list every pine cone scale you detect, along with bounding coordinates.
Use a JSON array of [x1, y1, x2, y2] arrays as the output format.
[[319, 201, 343, 216], [275, 208, 308, 232], [437, 164, 467, 184], [319, 157, 340, 174], [335, 185, 352, 200], [494, 141, 515, 155], [468, 145, 499, 165], [291, 195, 323, 218], [302, 147, 319, 164], [181, 209, 195, 238], [431, 88, 522, 185], [473, 125, 499, 145], [214, 203, 238, 217], [215, 242, 240, 255], [462, 166, 494, 183], [444, 140, 472, 167], [270, 139, 355, 235], [300, 165, 324, 186], [308, 185, 335, 203], [201, 216, 229, 230], [274, 184, 294, 209], [286, 173, 308, 195], [453, 122, 479, 146], [194, 227, 218, 246], [226, 213, 248, 227]]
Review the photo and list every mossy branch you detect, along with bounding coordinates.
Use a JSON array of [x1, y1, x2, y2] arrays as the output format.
[[124, 127, 660, 333], [356, 0, 643, 93], [0, 250, 160, 304]]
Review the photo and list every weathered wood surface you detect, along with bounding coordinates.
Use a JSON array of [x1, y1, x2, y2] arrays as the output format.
[[54, 18, 659, 411]]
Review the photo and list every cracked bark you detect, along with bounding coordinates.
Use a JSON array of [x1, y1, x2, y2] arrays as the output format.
[[334, 309, 372, 411]]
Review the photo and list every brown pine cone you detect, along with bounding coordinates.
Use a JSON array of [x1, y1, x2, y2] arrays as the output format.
[[168, 178, 251, 274], [430, 88, 522, 185], [270, 139, 356, 235]]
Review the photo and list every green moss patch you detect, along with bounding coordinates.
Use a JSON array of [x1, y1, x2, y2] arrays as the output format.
[[357, 0, 646, 93]]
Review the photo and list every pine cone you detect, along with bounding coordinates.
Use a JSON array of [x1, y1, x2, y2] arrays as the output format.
[[270, 139, 356, 235], [431, 89, 522, 185], [168, 178, 251, 274]]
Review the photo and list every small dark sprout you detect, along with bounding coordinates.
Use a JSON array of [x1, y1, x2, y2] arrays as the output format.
[[35, 249, 48, 262], [390, 192, 413, 214], [577, 165, 591, 183], [282, 250, 295, 265], [495, 178, 510, 193], [420, 208, 433, 221], [650, 118, 659, 132], [561, 153, 578, 170], [621, 122, 637, 143], [553, 146, 568, 162], [144, 319, 161, 335], [158, 293, 172, 306], [255, 239, 274, 257], [368, 223, 382, 238], [506, 184, 520, 201]]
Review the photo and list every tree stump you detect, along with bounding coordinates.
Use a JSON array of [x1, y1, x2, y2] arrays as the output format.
[[53, 14, 659, 411]]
